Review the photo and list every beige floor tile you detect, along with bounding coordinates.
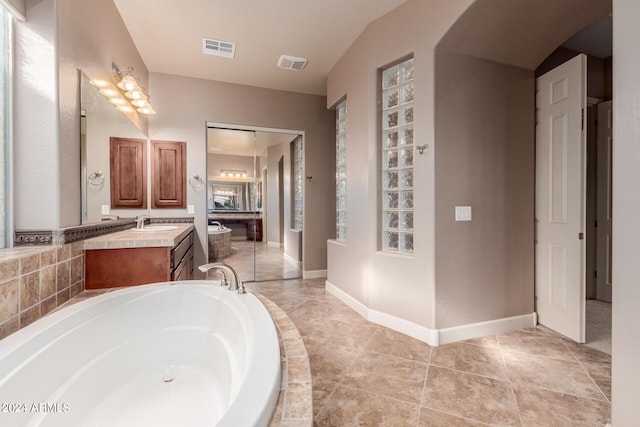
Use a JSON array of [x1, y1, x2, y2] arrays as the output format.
[[342, 351, 428, 404], [365, 326, 432, 363], [503, 350, 605, 401], [316, 386, 420, 426], [417, 407, 489, 426], [423, 366, 520, 426], [496, 328, 575, 361], [513, 384, 611, 427], [430, 342, 508, 380], [312, 318, 378, 350], [304, 337, 361, 384]]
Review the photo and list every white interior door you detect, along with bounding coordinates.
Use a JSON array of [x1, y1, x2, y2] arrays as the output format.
[[535, 54, 587, 343], [596, 100, 613, 302]]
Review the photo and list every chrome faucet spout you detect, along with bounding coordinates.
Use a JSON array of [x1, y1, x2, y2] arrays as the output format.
[[198, 262, 245, 294], [136, 215, 151, 229]]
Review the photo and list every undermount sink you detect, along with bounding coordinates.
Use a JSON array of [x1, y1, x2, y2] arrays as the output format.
[[133, 225, 180, 232]]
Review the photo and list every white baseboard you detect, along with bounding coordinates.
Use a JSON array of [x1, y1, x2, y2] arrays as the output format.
[[284, 253, 302, 269], [326, 281, 537, 346], [438, 312, 537, 345], [303, 269, 327, 279], [267, 241, 283, 248]]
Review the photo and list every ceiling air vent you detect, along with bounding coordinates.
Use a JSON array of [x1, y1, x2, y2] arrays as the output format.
[[202, 37, 236, 59], [277, 54, 308, 71]]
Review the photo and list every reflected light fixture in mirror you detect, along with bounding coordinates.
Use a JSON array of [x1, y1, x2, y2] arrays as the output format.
[[220, 169, 248, 178]]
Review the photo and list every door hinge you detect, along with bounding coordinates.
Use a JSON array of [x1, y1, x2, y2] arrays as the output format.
[[594, 270, 598, 279], [579, 232, 584, 240], [581, 108, 585, 131], [595, 220, 598, 228]]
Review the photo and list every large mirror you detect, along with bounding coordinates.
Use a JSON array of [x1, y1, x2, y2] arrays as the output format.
[[206, 126, 303, 282], [80, 72, 147, 223]]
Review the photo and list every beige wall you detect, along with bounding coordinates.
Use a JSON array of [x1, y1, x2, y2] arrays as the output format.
[[612, 0, 640, 423], [148, 72, 335, 276], [434, 50, 534, 328], [326, 0, 611, 337], [327, 0, 474, 331], [14, 0, 147, 230]]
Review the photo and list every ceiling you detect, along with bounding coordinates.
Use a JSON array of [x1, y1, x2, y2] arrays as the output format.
[[207, 127, 298, 158], [113, 0, 407, 96], [561, 14, 612, 59]]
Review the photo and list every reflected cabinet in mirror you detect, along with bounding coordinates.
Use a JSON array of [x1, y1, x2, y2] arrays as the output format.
[[80, 71, 148, 222], [206, 126, 303, 282], [81, 72, 187, 221]]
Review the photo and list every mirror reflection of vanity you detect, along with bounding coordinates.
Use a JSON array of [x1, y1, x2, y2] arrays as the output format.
[[80, 71, 148, 223], [206, 137, 262, 242], [206, 126, 303, 281]]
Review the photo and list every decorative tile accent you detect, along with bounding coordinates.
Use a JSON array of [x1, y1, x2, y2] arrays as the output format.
[[14, 217, 194, 247], [252, 292, 313, 427]]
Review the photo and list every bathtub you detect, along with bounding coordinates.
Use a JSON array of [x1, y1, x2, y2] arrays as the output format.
[[0, 282, 281, 427], [208, 226, 233, 261]]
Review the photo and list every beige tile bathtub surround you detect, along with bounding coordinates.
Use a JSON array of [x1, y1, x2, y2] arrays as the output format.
[[0, 243, 84, 339]]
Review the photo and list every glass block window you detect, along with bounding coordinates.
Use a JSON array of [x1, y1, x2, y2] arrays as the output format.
[[292, 136, 303, 231], [381, 58, 414, 253], [336, 99, 347, 240]]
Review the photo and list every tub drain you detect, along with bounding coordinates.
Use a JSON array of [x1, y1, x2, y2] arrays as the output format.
[[163, 375, 175, 383]]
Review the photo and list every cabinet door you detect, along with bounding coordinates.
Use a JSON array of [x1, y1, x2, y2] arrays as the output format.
[[110, 137, 147, 209], [151, 140, 186, 208]]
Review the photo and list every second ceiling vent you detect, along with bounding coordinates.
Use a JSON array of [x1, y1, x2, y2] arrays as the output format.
[[277, 54, 308, 71], [202, 37, 236, 59]]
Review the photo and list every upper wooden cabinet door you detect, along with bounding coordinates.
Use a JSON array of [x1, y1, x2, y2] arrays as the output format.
[[110, 137, 147, 209], [151, 140, 187, 208]]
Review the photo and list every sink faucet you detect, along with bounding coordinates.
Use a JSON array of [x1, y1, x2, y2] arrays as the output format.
[[101, 215, 119, 220], [136, 215, 150, 229], [198, 262, 245, 294]]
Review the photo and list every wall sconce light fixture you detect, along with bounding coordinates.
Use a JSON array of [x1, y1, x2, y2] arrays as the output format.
[[90, 63, 156, 116], [113, 63, 156, 115]]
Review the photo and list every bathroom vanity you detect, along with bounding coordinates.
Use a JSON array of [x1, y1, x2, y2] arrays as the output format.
[[83, 223, 194, 289]]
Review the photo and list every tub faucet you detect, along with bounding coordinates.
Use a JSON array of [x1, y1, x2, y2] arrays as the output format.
[[210, 221, 222, 230], [199, 263, 245, 294], [136, 215, 151, 229]]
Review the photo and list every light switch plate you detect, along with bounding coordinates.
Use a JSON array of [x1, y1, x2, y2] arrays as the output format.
[[455, 206, 472, 221], [187, 205, 195, 214], [101, 205, 109, 215]]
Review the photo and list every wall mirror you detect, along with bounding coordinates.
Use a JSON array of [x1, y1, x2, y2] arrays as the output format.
[[206, 125, 304, 282], [80, 71, 147, 223]]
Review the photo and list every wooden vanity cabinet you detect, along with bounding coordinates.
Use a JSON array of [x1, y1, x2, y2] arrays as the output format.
[[85, 232, 194, 289]]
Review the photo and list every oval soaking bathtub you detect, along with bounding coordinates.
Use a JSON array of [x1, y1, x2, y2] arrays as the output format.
[[0, 282, 281, 427]]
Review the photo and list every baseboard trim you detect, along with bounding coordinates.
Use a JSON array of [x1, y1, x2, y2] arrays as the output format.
[[267, 241, 283, 248], [284, 253, 302, 269], [303, 269, 327, 279], [438, 313, 537, 345], [326, 281, 537, 346]]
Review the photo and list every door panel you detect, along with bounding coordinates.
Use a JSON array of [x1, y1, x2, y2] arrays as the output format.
[[596, 100, 613, 302], [535, 54, 587, 343]]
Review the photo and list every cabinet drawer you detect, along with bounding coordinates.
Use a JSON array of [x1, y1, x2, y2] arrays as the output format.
[[171, 232, 193, 269]]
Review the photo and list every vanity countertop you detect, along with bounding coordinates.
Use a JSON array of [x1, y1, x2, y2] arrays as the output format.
[[82, 223, 194, 250]]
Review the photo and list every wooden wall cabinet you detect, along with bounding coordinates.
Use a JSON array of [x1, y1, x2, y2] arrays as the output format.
[[110, 137, 147, 209], [151, 140, 186, 208]]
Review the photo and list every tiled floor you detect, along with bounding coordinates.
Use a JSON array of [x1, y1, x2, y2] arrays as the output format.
[[221, 241, 301, 282], [247, 279, 612, 427]]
